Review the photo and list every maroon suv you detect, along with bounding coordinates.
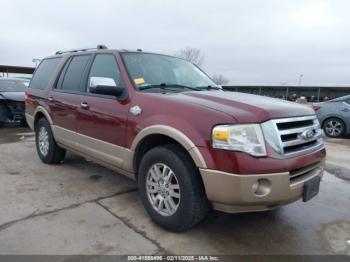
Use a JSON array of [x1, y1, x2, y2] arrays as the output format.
[[26, 45, 326, 231]]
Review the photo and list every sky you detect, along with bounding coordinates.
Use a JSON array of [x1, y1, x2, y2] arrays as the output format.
[[1, 0, 350, 86]]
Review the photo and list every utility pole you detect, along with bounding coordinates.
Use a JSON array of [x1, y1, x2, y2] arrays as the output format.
[[298, 74, 304, 86]]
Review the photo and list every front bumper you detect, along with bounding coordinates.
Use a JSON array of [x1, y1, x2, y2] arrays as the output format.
[[199, 158, 325, 213], [4, 101, 25, 121]]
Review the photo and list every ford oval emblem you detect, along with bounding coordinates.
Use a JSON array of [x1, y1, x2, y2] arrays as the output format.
[[299, 129, 315, 140]]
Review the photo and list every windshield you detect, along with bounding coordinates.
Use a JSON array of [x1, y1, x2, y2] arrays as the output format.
[[0, 79, 28, 92], [121, 52, 218, 91]]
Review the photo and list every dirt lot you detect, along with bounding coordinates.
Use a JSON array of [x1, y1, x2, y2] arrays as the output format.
[[0, 127, 349, 255]]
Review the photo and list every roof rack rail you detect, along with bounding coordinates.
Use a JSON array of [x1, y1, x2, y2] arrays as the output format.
[[55, 44, 108, 55]]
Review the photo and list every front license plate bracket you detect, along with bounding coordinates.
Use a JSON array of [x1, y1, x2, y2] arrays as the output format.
[[302, 176, 321, 202]]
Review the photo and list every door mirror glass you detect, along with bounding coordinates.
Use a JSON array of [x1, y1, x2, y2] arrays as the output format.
[[89, 77, 123, 96]]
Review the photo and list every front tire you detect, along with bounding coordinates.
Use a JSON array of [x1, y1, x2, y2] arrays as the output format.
[[323, 117, 345, 138], [35, 118, 66, 164], [138, 144, 210, 232]]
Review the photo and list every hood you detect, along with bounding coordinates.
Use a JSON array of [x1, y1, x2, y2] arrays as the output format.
[[176, 91, 315, 123], [0, 92, 25, 102]]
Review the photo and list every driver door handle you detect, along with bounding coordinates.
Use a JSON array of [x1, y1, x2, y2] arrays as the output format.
[[80, 102, 89, 109]]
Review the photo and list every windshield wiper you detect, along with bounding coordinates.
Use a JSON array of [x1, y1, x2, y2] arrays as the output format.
[[196, 85, 222, 90], [139, 83, 201, 91]]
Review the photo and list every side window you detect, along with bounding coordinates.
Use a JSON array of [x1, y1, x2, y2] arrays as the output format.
[[58, 55, 91, 92], [87, 54, 123, 93], [29, 58, 62, 90], [56, 57, 71, 89]]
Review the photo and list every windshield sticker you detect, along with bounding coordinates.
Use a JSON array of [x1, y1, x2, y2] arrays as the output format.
[[134, 78, 145, 85]]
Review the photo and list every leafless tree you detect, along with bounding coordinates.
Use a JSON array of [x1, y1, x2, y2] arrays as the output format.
[[174, 47, 204, 66], [211, 74, 229, 85]]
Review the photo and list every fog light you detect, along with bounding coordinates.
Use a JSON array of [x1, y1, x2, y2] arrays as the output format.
[[252, 179, 271, 197]]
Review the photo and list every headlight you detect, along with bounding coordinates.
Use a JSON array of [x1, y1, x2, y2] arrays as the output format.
[[212, 124, 266, 156]]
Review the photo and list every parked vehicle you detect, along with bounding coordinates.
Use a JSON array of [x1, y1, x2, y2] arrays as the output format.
[[26, 46, 326, 231], [312, 95, 350, 138], [0, 78, 28, 127]]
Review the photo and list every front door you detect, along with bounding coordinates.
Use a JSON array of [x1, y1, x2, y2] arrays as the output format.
[[76, 54, 130, 167]]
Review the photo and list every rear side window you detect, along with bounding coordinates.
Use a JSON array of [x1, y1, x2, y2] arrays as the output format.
[[57, 55, 91, 92], [29, 58, 61, 90]]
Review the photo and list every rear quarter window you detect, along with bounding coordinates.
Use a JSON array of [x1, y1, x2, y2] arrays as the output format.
[[29, 58, 62, 90]]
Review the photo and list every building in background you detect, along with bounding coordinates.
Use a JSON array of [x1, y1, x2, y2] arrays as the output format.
[[223, 85, 350, 102], [0, 65, 35, 80]]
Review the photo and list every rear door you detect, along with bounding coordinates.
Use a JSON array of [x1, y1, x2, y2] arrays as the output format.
[[76, 53, 130, 167], [49, 55, 92, 145]]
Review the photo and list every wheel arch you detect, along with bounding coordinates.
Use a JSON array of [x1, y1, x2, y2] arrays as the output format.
[[33, 106, 53, 130], [131, 125, 207, 177]]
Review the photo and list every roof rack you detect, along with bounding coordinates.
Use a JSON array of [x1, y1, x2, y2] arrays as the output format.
[[55, 44, 108, 55]]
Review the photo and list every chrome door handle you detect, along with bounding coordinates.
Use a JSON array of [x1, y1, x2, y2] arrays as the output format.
[[48, 96, 54, 102], [80, 102, 89, 109]]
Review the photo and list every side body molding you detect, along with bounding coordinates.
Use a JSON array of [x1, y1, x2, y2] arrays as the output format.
[[28, 109, 207, 179], [130, 125, 207, 169]]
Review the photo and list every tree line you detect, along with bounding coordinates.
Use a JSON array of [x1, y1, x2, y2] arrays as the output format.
[[174, 47, 229, 85]]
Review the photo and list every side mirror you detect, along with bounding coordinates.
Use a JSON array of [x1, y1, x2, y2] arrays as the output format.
[[89, 77, 124, 96]]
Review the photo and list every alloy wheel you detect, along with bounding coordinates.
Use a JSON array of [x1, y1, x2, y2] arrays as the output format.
[[325, 120, 343, 137], [38, 126, 50, 156], [146, 163, 180, 216]]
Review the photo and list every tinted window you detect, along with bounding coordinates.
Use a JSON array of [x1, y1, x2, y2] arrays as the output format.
[[0, 79, 29, 92], [29, 58, 61, 90], [87, 54, 123, 92], [60, 55, 90, 92]]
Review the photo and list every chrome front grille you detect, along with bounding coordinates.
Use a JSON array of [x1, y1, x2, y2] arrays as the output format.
[[262, 116, 324, 158]]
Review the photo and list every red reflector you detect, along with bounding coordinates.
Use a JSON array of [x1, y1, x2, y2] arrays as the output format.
[[311, 105, 320, 111]]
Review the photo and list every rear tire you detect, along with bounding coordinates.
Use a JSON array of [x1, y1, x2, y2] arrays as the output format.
[[35, 118, 66, 164], [138, 144, 210, 232], [323, 117, 346, 138]]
